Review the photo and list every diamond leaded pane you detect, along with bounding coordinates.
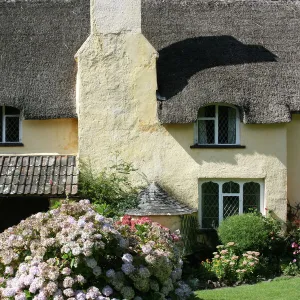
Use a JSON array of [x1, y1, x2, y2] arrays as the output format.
[[222, 181, 240, 193], [198, 120, 215, 144], [243, 182, 260, 213], [218, 106, 236, 144], [202, 182, 219, 228], [5, 117, 19, 142], [223, 196, 239, 219]]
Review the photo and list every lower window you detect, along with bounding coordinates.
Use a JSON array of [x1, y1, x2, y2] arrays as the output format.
[[199, 180, 264, 229]]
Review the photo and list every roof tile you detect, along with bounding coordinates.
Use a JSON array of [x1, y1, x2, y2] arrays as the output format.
[[126, 182, 196, 216], [0, 155, 78, 196]]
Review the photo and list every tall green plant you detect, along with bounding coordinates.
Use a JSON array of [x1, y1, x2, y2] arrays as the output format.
[[78, 157, 143, 218]]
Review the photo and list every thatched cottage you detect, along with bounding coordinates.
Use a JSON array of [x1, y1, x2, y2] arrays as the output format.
[[1, 0, 300, 232]]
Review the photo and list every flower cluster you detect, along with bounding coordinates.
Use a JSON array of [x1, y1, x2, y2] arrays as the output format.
[[283, 240, 300, 276], [202, 242, 260, 285], [0, 200, 190, 299]]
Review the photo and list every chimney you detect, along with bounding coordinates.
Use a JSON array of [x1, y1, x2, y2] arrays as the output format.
[[91, 0, 141, 34]]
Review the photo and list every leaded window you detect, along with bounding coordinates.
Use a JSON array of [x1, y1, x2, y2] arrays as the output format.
[[0, 106, 21, 143], [200, 180, 263, 228], [196, 105, 239, 145]]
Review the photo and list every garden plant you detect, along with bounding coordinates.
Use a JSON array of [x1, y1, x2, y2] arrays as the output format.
[[0, 200, 191, 300]]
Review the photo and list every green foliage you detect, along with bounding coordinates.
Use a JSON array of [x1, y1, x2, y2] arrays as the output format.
[[218, 212, 282, 255], [78, 157, 143, 218], [193, 277, 300, 300], [201, 243, 261, 285]]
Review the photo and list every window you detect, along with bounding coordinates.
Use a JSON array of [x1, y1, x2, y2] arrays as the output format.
[[195, 105, 239, 145], [199, 180, 264, 228], [0, 106, 21, 143]]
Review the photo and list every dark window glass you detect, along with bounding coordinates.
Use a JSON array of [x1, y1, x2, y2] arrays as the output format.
[[222, 181, 240, 193], [223, 196, 239, 219], [202, 182, 219, 228], [5, 106, 20, 115], [243, 182, 260, 213], [218, 106, 236, 144], [198, 120, 215, 144], [198, 106, 215, 118], [5, 116, 19, 142]]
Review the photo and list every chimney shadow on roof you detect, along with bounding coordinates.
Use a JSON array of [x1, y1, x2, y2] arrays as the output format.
[[157, 36, 277, 99]]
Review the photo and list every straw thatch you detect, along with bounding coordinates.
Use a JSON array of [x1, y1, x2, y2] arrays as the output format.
[[0, 0, 89, 119], [142, 0, 300, 124]]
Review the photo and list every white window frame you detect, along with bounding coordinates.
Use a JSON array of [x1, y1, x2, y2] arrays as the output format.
[[1, 105, 22, 143], [198, 179, 264, 228], [194, 104, 240, 145]]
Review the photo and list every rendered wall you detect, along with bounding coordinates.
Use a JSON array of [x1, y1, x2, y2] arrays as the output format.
[[77, 0, 288, 224], [0, 119, 78, 155], [287, 114, 300, 208]]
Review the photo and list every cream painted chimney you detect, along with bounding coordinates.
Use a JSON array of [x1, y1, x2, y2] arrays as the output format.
[[91, 0, 141, 34]]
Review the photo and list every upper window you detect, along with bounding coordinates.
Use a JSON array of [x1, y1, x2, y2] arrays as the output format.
[[0, 106, 21, 143], [200, 180, 264, 229], [195, 105, 239, 145]]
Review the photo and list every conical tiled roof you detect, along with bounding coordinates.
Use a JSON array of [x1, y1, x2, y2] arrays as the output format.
[[126, 182, 196, 216]]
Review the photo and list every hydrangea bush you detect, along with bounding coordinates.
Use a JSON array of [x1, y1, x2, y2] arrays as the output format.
[[0, 200, 191, 300]]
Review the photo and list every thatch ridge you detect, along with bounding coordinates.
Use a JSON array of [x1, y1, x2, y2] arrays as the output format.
[[0, 0, 90, 119], [142, 0, 300, 123]]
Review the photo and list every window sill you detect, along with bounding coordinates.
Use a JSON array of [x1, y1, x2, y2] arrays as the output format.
[[0, 143, 24, 147], [190, 144, 246, 149]]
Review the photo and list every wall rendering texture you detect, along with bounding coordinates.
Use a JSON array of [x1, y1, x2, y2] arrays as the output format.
[[0, 119, 78, 155], [287, 114, 300, 208], [77, 0, 288, 224]]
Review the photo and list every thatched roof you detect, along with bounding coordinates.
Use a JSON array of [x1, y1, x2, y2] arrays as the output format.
[[126, 182, 196, 216], [142, 0, 300, 124], [0, 0, 89, 119]]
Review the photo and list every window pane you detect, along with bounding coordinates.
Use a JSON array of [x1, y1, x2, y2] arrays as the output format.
[[5, 106, 20, 115], [243, 182, 260, 213], [5, 117, 19, 142], [218, 106, 236, 144], [198, 120, 215, 144], [223, 196, 239, 219], [202, 182, 219, 228], [198, 106, 215, 118], [222, 181, 240, 193]]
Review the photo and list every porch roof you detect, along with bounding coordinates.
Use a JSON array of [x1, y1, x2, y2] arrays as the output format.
[[126, 182, 196, 216], [0, 155, 78, 196]]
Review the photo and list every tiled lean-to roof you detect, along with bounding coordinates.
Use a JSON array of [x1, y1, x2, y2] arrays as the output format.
[[0, 156, 78, 196], [126, 182, 196, 216]]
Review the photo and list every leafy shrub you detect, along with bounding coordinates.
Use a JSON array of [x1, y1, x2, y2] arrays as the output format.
[[218, 212, 281, 254], [78, 158, 143, 218], [202, 242, 261, 285], [283, 240, 300, 276], [0, 200, 191, 300]]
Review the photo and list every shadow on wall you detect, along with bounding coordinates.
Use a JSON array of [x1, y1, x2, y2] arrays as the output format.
[[157, 35, 277, 99], [164, 123, 287, 168]]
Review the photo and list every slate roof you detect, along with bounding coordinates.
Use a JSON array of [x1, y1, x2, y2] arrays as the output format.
[[0, 0, 90, 119], [142, 0, 300, 124], [126, 182, 196, 216], [0, 155, 78, 196]]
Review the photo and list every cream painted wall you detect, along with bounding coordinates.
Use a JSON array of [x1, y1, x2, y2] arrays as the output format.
[[77, 1, 288, 223], [77, 31, 288, 223], [0, 119, 78, 155], [287, 114, 300, 208]]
